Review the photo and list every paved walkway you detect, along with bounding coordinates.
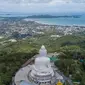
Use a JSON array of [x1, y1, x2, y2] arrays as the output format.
[[15, 65, 32, 85]]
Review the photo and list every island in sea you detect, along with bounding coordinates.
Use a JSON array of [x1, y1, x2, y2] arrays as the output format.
[[26, 15, 81, 18]]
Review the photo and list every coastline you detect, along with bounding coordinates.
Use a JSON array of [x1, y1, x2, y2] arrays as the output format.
[[24, 18, 85, 27], [1, 17, 85, 27]]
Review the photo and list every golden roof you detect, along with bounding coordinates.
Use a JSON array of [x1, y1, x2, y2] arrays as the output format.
[[56, 80, 63, 85]]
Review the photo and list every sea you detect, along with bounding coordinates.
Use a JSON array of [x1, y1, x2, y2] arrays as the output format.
[[0, 14, 85, 26], [28, 17, 85, 26]]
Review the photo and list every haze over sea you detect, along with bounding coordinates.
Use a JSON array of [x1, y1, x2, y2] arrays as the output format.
[[0, 14, 85, 26]]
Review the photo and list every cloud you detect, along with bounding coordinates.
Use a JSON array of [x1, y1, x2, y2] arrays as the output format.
[[71, 0, 85, 3], [0, 0, 85, 13], [1, 0, 85, 4]]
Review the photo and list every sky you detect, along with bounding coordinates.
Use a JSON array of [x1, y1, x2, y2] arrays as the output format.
[[0, 0, 85, 14]]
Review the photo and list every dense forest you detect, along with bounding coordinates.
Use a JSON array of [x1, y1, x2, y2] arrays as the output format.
[[0, 44, 37, 85], [0, 35, 85, 85]]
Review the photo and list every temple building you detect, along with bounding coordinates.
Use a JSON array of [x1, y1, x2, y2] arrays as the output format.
[[14, 45, 64, 85], [56, 81, 63, 85]]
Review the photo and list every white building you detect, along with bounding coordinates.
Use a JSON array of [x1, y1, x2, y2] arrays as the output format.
[[51, 35, 61, 38], [9, 39, 17, 42], [0, 36, 4, 39]]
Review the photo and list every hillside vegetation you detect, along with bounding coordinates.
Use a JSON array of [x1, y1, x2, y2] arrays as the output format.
[[0, 35, 85, 85]]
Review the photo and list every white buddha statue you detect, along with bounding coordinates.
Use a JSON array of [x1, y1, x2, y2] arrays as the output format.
[[30, 45, 54, 84]]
